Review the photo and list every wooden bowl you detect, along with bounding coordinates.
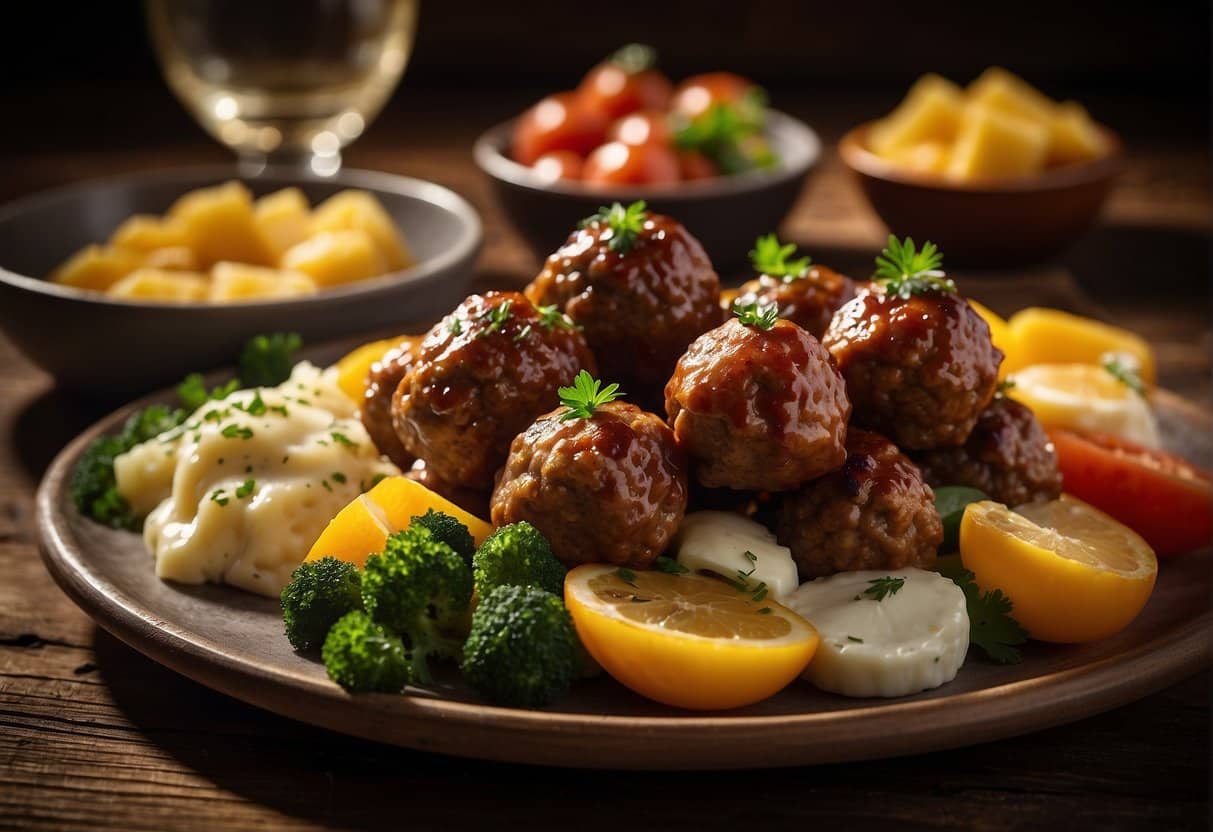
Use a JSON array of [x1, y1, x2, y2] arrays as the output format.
[[839, 122, 1123, 266], [0, 167, 482, 394], [474, 110, 821, 270]]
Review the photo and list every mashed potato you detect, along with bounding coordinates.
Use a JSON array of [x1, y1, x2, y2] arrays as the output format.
[[115, 362, 399, 597]]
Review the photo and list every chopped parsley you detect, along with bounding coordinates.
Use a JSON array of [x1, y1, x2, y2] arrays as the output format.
[[270, 404, 289, 417], [331, 472, 347, 484], [476, 299, 513, 339], [220, 425, 254, 440], [558, 370, 624, 421], [232, 391, 267, 417], [847, 635, 864, 644], [536, 304, 581, 332], [858, 576, 905, 602], [616, 567, 638, 587], [1102, 356, 1146, 397], [210, 489, 230, 507], [235, 479, 255, 499], [330, 431, 357, 449], [513, 323, 533, 343], [652, 556, 688, 575]]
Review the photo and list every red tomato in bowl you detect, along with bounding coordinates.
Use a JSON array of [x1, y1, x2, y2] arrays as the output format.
[[531, 150, 584, 183], [1048, 427, 1212, 557], [671, 72, 758, 120], [678, 150, 719, 180], [583, 141, 680, 186], [578, 60, 672, 122], [607, 110, 672, 147], [512, 92, 608, 165]]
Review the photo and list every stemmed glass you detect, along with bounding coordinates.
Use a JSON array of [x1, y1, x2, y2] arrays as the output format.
[[145, 0, 418, 177]]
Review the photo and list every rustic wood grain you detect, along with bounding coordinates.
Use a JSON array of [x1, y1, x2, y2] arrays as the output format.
[[0, 88, 1208, 830]]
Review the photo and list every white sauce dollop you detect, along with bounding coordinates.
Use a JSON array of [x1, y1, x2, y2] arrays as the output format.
[[674, 510, 799, 601]]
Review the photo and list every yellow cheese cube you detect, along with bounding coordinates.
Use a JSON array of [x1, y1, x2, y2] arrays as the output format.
[[139, 246, 199, 271], [254, 187, 312, 260], [110, 215, 189, 251], [947, 105, 1049, 180], [884, 141, 951, 175], [310, 191, 413, 271], [51, 245, 144, 291], [1047, 102, 1108, 166], [281, 230, 386, 287], [168, 181, 275, 268], [968, 67, 1057, 125], [868, 74, 966, 156], [106, 268, 210, 302], [209, 262, 318, 301]]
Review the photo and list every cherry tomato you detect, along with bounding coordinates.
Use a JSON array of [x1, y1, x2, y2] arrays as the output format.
[[582, 141, 680, 186], [531, 150, 584, 183], [1048, 427, 1212, 557], [671, 72, 758, 120], [512, 92, 608, 165], [578, 62, 672, 122], [608, 110, 672, 147], [678, 150, 719, 180]]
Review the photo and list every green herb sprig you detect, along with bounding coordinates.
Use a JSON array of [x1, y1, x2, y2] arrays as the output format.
[[476, 299, 514, 339], [580, 201, 648, 254], [857, 576, 905, 602], [750, 233, 811, 282], [946, 568, 1028, 664], [732, 300, 780, 330], [536, 304, 581, 332], [873, 235, 956, 298], [1102, 356, 1146, 398], [558, 370, 624, 421]]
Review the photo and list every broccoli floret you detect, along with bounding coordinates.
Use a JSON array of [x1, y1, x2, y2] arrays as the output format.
[[280, 557, 363, 651], [461, 585, 578, 708], [239, 332, 302, 388], [322, 610, 411, 693], [70, 404, 186, 531], [473, 521, 566, 597], [361, 525, 473, 684], [411, 509, 476, 567]]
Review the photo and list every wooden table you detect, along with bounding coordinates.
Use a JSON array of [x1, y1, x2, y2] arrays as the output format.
[[1, 89, 1209, 830]]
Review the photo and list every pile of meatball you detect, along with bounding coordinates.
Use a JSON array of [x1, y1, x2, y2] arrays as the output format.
[[360, 208, 1062, 578]]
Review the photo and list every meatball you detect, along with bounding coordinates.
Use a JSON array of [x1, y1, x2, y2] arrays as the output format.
[[392, 292, 596, 490], [525, 208, 722, 408], [665, 317, 850, 491], [822, 286, 1003, 450], [735, 265, 857, 339], [361, 336, 420, 469], [776, 428, 943, 579], [405, 459, 490, 519], [491, 401, 688, 568], [912, 395, 1062, 506]]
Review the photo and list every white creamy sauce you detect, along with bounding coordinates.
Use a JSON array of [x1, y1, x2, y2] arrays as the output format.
[[115, 362, 398, 597], [788, 568, 969, 698], [674, 510, 799, 600]]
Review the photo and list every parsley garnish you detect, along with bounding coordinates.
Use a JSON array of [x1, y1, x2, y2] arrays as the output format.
[[750, 233, 811, 282], [235, 478, 255, 499], [996, 378, 1017, 395], [210, 489, 229, 507], [652, 557, 689, 575], [732, 299, 780, 330], [630, 595, 653, 603], [178, 375, 239, 411], [270, 404, 289, 417], [673, 90, 775, 174], [947, 568, 1028, 664], [859, 576, 905, 601], [232, 391, 266, 417], [750, 582, 769, 603], [331, 472, 347, 484], [558, 370, 624, 421], [220, 425, 253, 440], [579, 201, 648, 254], [321, 479, 332, 492], [536, 304, 581, 332], [448, 317, 464, 336], [616, 567, 638, 587], [873, 235, 956, 298], [330, 431, 356, 449], [847, 635, 864, 643], [476, 300, 513, 339], [757, 607, 773, 614], [238, 332, 301, 388], [513, 323, 533, 343], [1102, 357, 1146, 398]]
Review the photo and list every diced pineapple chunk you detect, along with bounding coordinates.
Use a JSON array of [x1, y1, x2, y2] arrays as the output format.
[[1047, 101, 1108, 166], [139, 246, 199, 271], [51, 245, 144, 291], [947, 105, 1049, 180], [868, 74, 966, 156], [110, 215, 190, 251], [168, 181, 275, 268], [254, 187, 312, 260], [884, 141, 951, 175], [106, 268, 210, 302], [310, 191, 413, 271], [281, 230, 386, 287], [209, 262, 318, 301], [968, 67, 1057, 125]]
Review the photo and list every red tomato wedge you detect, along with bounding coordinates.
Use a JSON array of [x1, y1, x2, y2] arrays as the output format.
[[1048, 428, 1212, 557]]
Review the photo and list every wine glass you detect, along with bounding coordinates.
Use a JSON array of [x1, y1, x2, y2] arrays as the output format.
[[145, 0, 418, 176]]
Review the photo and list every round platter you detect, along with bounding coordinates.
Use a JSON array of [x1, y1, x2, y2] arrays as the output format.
[[37, 383, 1211, 770]]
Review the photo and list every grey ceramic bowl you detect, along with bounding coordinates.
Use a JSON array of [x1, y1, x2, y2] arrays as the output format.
[[473, 110, 820, 270], [0, 167, 482, 394]]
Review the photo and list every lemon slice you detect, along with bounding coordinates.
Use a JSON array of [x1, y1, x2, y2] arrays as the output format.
[[1007, 363, 1159, 447], [1003, 307, 1156, 383], [564, 565, 818, 710], [960, 497, 1157, 643]]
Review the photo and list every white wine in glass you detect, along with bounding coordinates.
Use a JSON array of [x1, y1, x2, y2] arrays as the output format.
[[146, 0, 418, 176]]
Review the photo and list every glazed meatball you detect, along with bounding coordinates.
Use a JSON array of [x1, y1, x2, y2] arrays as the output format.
[[912, 395, 1062, 506], [392, 292, 596, 490], [776, 428, 943, 579], [735, 265, 857, 339], [822, 286, 1003, 450], [665, 317, 850, 491], [361, 336, 420, 469], [525, 208, 722, 408], [491, 401, 688, 568]]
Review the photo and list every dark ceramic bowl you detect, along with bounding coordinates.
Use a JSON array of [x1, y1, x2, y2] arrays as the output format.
[[0, 167, 482, 394], [839, 121, 1123, 266], [474, 110, 820, 270]]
